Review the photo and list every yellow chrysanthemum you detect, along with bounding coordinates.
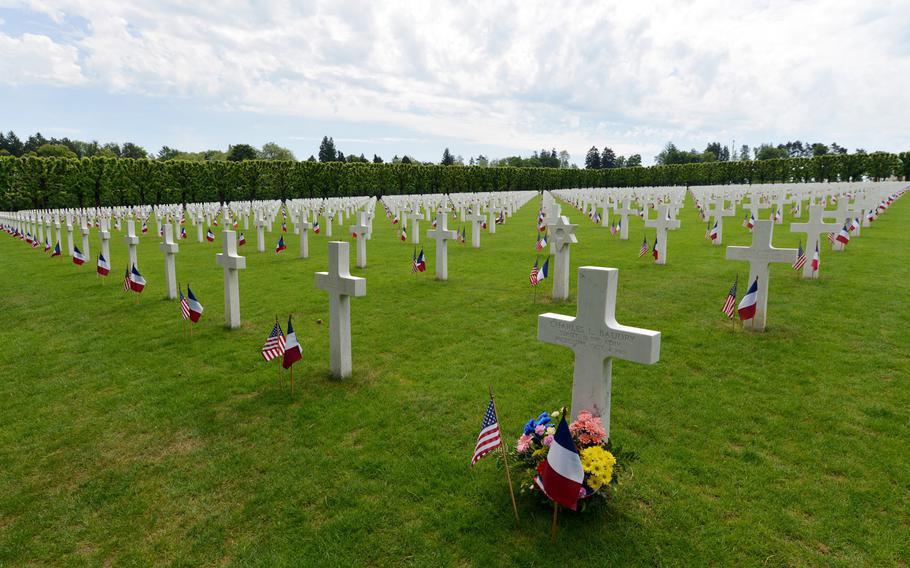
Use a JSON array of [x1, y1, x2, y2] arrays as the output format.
[[580, 447, 616, 491]]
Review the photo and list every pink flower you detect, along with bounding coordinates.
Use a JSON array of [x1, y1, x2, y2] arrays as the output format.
[[542, 435, 554, 446], [535, 424, 546, 436], [569, 410, 606, 446], [516, 434, 533, 453]]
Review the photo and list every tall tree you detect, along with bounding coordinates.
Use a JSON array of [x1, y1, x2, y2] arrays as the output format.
[[157, 146, 180, 161], [372, 154, 383, 164], [36, 143, 77, 158], [810, 143, 829, 157], [23, 132, 48, 154], [584, 146, 601, 169], [1, 131, 24, 156], [441, 148, 455, 165], [260, 142, 296, 161], [226, 144, 258, 161], [318, 136, 337, 162], [120, 142, 148, 159], [626, 154, 642, 167], [601, 147, 616, 168]]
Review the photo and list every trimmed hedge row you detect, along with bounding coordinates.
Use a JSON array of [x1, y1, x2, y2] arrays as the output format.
[[1, 151, 906, 210]]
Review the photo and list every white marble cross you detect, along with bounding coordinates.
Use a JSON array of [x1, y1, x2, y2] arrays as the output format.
[[465, 209, 485, 248], [403, 208, 422, 245], [426, 211, 458, 281], [54, 217, 62, 250], [827, 198, 851, 252], [159, 222, 179, 299], [546, 215, 578, 300], [488, 206, 502, 234], [80, 219, 91, 258], [298, 208, 312, 259], [349, 211, 371, 269], [538, 266, 660, 438], [255, 215, 266, 253], [100, 218, 111, 266], [706, 197, 736, 245], [125, 218, 139, 268], [790, 205, 838, 279], [612, 199, 635, 241], [315, 241, 366, 379], [726, 220, 796, 331], [215, 230, 247, 329], [66, 216, 75, 256], [325, 211, 334, 237], [644, 205, 681, 265], [196, 215, 205, 243]]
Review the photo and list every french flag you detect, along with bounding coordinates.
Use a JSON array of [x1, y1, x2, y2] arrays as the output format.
[[96, 254, 111, 276], [282, 316, 302, 369], [811, 242, 820, 271], [849, 217, 860, 232], [275, 235, 286, 253], [534, 413, 584, 511], [313, 219, 321, 234], [538, 257, 549, 281], [51, 242, 61, 257], [206, 228, 215, 242], [835, 225, 850, 245], [709, 221, 719, 241], [652, 237, 659, 261], [238, 232, 246, 246], [180, 226, 188, 239], [186, 285, 204, 322], [128, 265, 146, 293], [737, 277, 759, 321], [72, 246, 87, 265]]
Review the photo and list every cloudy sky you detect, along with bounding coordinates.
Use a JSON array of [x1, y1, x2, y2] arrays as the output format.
[[1, 0, 908, 164]]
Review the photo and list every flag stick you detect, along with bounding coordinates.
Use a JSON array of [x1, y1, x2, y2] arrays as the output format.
[[732, 274, 737, 333], [550, 501, 559, 543], [290, 365, 294, 398], [489, 385, 520, 527]]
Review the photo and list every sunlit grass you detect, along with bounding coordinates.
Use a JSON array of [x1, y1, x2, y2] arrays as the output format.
[[0, 192, 907, 565]]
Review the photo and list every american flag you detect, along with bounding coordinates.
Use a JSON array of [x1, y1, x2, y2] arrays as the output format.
[[179, 289, 190, 320], [471, 398, 502, 466], [638, 237, 649, 258], [122, 268, 131, 292], [722, 277, 738, 319], [261, 320, 286, 362], [529, 259, 540, 285], [793, 241, 807, 270], [827, 232, 835, 245]]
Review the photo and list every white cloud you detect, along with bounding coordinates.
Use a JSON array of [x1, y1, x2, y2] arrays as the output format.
[[0, 31, 85, 85], [2, 0, 909, 160]]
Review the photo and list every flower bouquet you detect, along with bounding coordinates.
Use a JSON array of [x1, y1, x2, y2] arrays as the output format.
[[513, 408, 635, 511]]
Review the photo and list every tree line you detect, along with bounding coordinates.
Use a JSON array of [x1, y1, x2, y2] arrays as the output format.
[[654, 140, 861, 165], [1, 150, 906, 211]]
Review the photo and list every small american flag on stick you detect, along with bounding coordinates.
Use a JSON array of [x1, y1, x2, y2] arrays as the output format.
[[179, 288, 190, 320], [722, 277, 738, 319], [792, 241, 807, 271], [261, 320, 286, 362], [472, 398, 502, 465], [638, 237, 649, 258]]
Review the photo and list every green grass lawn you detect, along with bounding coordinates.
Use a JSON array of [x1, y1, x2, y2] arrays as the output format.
[[1, 192, 908, 566]]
